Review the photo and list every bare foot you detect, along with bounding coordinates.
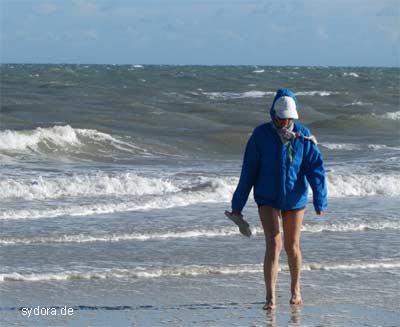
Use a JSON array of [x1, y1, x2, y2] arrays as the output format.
[[289, 294, 303, 305], [262, 300, 276, 310]]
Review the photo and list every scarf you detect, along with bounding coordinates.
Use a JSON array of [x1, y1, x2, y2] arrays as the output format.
[[270, 121, 318, 145], [271, 121, 296, 144]]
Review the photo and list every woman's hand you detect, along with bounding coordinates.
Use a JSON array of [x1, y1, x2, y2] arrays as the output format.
[[316, 210, 324, 215], [232, 209, 242, 216]]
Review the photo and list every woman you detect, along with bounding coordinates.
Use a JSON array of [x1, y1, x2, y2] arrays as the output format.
[[225, 88, 328, 310]]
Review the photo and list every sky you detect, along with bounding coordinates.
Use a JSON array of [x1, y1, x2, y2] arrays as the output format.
[[1, 0, 399, 66]]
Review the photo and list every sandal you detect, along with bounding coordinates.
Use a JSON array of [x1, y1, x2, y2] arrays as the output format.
[[224, 211, 252, 237]]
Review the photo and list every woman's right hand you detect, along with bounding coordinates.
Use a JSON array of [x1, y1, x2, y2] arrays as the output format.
[[232, 209, 242, 216]]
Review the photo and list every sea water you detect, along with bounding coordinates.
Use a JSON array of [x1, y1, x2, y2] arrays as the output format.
[[0, 65, 399, 326]]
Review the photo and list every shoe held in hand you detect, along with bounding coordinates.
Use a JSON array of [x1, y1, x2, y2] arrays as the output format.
[[224, 210, 252, 237]]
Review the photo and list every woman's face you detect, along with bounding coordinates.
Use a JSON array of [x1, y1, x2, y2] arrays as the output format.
[[275, 117, 293, 128]]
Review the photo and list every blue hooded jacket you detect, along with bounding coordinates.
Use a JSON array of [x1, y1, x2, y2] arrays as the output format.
[[232, 89, 328, 212]]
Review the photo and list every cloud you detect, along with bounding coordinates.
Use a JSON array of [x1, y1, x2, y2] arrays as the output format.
[[378, 23, 400, 43], [72, 0, 99, 16], [216, 29, 243, 42], [38, 3, 58, 15], [316, 26, 329, 40], [82, 28, 99, 41]]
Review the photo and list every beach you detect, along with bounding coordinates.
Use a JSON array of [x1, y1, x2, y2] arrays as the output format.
[[0, 64, 399, 326]]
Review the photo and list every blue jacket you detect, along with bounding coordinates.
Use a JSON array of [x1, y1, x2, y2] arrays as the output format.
[[232, 90, 328, 212]]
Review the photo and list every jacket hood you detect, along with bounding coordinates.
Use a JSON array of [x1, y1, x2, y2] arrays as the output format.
[[270, 89, 299, 121]]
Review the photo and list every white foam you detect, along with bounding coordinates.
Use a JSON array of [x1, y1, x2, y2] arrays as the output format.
[[203, 90, 275, 100], [343, 72, 359, 77], [320, 143, 361, 151], [70, 128, 148, 154], [296, 91, 339, 96], [321, 143, 400, 151], [252, 69, 265, 73], [241, 91, 273, 98], [343, 101, 373, 107], [203, 90, 339, 100], [0, 228, 242, 245], [302, 221, 400, 233], [303, 261, 400, 271], [382, 111, 400, 121], [2, 221, 399, 245], [1, 170, 399, 219], [2, 260, 399, 282], [0, 265, 262, 282], [0, 125, 150, 156], [0, 177, 237, 220], [0, 125, 81, 151], [0, 173, 179, 200], [327, 173, 400, 197], [367, 144, 400, 151]]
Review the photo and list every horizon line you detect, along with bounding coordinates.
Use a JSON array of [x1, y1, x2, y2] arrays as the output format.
[[1, 62, 399, 69]]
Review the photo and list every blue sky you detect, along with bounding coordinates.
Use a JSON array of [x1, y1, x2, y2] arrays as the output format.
[[1, 0, 399, 66]]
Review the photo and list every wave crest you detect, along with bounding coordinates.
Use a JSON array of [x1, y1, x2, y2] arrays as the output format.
[[0, 125, 80, 151], [0, 172, 179, 200], [0, 171, 398, 219], [202, 90, 338, 100], [0, 125, 151, 157], [382, 111, 400, 121], [2, 260, 398, 282], [327, 173, 400, 197], [2, 221, 399, 245]]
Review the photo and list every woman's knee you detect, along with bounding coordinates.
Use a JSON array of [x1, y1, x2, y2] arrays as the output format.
[[284, 241, 301, 258]]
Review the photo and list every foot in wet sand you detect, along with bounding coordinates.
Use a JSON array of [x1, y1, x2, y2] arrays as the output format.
[[262, 300, 276, 310], [290, 294, 303, 305]]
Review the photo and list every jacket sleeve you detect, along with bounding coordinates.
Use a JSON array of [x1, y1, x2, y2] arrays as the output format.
[[231, 132, 260, 212], [303, 131, 328, 211]]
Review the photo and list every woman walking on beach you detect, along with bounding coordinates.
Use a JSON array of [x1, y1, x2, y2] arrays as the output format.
[[225, 89, 328, 310]]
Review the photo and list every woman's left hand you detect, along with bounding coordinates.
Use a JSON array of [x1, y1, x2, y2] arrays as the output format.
[[316, 210, 324, 215]]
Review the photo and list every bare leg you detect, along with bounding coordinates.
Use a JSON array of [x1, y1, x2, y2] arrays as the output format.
[[282, 208, 305, 305], [258, 206, 282, 310]]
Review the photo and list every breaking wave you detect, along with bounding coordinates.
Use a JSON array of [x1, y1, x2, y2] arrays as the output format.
[[320, 143, 361, 151], [0, 176, 237, 220], [203, 90, 275, 100], [203, 90, 338, 100], [295, 91, 339, 96], [0, 125, 152, 157], [342, 101, 373, 107], [2, 260, 399, 282], [342, 72, 359, 78], [1, 221, 399, 245], [320, 143, 400, 151], [327, 173, 400, 197], [0, 171, 398, 219], [382, 111, 400, 121], [0, 172, 179, 200]]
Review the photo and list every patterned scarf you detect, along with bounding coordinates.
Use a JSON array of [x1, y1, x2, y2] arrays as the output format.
[[271, 121, 318, 145], [271, 122, 296, 144]]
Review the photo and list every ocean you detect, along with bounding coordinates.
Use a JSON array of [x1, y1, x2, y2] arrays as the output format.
[[0, 64, 399, 326]]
